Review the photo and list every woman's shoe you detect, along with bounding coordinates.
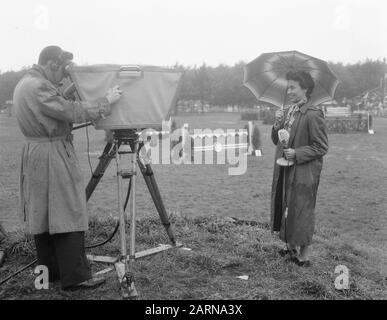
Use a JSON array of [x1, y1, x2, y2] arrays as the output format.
[[278, 248, 297, 257], [291, 256, 311, 267]]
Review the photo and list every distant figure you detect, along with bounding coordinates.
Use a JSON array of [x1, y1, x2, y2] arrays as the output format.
[[13, 45, 122, 290], [270, 70, 328, 267]]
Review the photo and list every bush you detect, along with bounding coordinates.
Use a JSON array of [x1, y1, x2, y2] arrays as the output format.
[[241, 112, 259, 121], [170, 119, 177, 133], [251, 124, 261, 150], [262, 109, 275, 125]]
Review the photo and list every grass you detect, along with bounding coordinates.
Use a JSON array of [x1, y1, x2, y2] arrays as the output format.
[[0, 215, 385, 300], [0, 112, 386, 299]]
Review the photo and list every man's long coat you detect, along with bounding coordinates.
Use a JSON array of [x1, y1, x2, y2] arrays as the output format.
[[13, 65, 108, 234]]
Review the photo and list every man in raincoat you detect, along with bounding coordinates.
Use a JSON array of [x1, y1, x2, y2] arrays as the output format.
[[13, 45, 122, 289], [270, 71, 328, 267]]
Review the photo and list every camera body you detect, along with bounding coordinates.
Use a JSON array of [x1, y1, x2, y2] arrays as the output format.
[[66, 64, 183, 130]]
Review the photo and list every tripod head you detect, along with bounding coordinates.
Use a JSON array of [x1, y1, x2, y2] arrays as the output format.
[[112, 130, 150, 163], [112, 129, 139, 144]]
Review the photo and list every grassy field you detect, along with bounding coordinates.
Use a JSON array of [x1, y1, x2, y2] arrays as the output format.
[[0, 112, 386, 300]]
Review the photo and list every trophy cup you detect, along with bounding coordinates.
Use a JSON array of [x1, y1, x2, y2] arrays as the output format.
[[276, 129, 294, 166]]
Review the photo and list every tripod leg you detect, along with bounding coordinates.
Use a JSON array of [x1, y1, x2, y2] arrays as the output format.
[[115, 145, 138, 300], [85, 142, 118, 201], [137, 161, 177, 245], [129, 143, 137, 263], [114, 261, 138, 300], [116, 147, 127, 258], [137, 161, 163, 216]]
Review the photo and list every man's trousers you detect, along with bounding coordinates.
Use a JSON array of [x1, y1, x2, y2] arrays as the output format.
[[33, 231, 91, 288]]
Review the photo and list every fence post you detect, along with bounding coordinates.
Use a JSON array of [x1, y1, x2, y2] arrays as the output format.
[[368, 112, 374, 134], [247, 121, 253, 155], [247, 121, 262, 156]]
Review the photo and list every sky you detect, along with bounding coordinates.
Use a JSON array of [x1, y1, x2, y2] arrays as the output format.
[[1, 0, 386, 71]]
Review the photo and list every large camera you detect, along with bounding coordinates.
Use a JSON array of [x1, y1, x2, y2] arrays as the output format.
[[65, 64, 183, 130]]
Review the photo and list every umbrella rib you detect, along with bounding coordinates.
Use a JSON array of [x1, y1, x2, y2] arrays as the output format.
[[274, 53, 292, 68], [246, 51, 339, 107], [250, 61, 290, 75], [250, 67, 338, 81], [292, 58, 335, 76], [267, 59, 337, 80], [252, 68, 288, 75], [252, 69, 338, 92], [255, 77, 284, 104], [292, 53, 326, 68], [289, 55, 330, 73], [290, 51, 296, 71], [295, 66, 340, 79], [271, 60, 339, 80], [270, 60, 290, 68], [312, 76, 339, 103], [292, 56, 314, 69]]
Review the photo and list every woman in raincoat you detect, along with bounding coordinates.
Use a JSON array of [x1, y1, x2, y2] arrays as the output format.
[[270, 71, 328, 267], [13, 46, 122, 289]]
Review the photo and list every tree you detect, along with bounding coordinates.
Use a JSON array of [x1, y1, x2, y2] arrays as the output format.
[[328, 59, 387, 101], [0, 69, 28, 106], [195, 63, 211, 112], [1, 59, 387, 112]]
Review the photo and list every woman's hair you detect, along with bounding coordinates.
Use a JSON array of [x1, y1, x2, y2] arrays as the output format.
[[286, 70, 315, 99]]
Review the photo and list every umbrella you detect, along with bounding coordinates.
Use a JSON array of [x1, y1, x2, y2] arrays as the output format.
[[243, 50, 339, 108]]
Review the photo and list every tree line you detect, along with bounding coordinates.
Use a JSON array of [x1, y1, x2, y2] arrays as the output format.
[[1, 59, 386, 108]]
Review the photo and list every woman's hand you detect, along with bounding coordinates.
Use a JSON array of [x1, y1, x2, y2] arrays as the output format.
[[283, 148, 296, 161], [275, 109, 284, 121], [274, 109, 285, 129]]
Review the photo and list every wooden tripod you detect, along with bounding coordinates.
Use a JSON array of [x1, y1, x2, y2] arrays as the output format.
[[85, 130, 182, 299]]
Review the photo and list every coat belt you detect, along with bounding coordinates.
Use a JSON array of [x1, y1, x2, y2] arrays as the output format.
[[25, 134, 73, 143]]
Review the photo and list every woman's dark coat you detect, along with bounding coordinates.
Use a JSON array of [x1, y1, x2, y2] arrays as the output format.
[[270, 101, 328, 246]]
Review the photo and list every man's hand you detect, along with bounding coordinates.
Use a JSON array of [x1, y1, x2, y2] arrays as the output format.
[[106, 85, 122, 104], [283, 148, 296, 161]]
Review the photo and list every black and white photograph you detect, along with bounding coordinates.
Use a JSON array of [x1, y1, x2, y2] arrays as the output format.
[[0, 0, 386, 304]]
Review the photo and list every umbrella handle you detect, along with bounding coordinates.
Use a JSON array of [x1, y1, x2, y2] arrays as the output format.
[[282, 82, 289, 110], [281, 95, 286, 111]]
